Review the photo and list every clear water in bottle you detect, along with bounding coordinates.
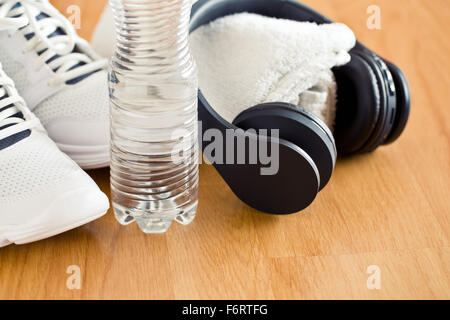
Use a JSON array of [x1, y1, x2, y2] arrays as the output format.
[[109, 0, 199, 234]]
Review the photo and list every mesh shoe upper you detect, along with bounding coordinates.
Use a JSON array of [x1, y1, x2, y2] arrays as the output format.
[[0, 59, 85, 205], [0, 130, 78, 203], [34, 70, 108, 127], [0, 9, 109, 245], [0, 121, 109, 243], [0, 43, 109, 130], [0, 59, 109, 245], [0, 47, 29, 91], [0, 1, 109, 152]]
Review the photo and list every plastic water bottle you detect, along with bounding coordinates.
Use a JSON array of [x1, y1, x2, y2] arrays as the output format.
[[109, 0, 199, 234]]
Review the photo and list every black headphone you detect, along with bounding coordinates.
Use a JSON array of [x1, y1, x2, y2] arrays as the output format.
[[191, 0, 410, 214]]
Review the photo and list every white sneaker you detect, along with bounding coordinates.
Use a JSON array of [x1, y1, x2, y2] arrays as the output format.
[[0, 0, 110, 169], [0, 57, 109, 247]]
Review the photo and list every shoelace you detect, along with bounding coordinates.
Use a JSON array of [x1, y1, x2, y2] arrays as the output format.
[[0, 0, 107, 86], [0, 17, 38, 141], [0, 64, 39, 141]]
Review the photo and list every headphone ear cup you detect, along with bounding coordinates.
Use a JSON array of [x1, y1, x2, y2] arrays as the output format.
[[216, 137, 321, 214], [383, 60, 410, 144], [198, 92, 321, 214], [356, 52, 397, 153], [232, 103, 336, 191], [333, 53, 381, 154]]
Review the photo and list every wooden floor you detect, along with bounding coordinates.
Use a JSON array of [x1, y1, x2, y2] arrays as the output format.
[[0, 0, 449, 300]]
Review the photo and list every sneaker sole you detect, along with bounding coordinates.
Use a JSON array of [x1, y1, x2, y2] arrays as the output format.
[[0, 210, 106, 248], [57, 142, 110, 170], [0, 187, 109, 248]]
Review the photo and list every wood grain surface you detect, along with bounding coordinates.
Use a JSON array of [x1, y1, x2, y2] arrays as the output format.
[[0, 0, 449, 300]]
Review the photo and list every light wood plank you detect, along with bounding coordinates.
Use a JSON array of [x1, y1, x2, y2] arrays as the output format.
[[0, 0, 448, 299]]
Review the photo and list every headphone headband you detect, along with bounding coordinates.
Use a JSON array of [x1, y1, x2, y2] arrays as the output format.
[[191, 0, 410, 214]]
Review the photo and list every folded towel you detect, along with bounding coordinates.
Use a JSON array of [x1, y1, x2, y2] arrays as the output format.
[[190, 13, 356, 129]]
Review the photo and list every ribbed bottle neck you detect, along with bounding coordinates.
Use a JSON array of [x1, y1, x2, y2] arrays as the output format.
[[110, 0, 193, 75]]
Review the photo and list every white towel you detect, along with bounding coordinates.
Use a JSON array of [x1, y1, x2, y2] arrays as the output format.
[[190, 13, 356, 129]]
